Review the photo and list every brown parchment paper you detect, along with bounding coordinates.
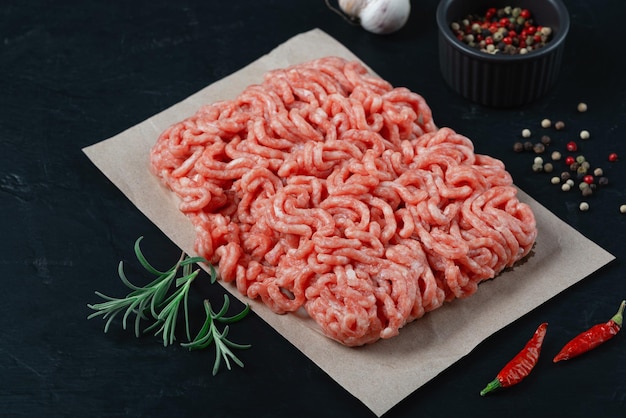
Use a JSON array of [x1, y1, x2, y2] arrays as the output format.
[[83, 29, 615, 417]]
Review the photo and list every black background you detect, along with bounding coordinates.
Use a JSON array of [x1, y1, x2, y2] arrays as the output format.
[[2, 0, 626, 417]]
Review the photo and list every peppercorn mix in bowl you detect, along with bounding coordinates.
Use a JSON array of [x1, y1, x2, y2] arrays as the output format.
[[436, 0, 569, 107]]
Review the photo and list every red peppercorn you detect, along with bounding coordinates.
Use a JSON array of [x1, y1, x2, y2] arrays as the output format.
[[500, 17, 510, 27], [609, 153, 619, 162], [527, 26, 537, 35], [583, 175, 594, 184], [520, 9, 531, 19], [485, 37, 494, 45], [503, 36, 513, 45], [565, 156, 576, 165], [566, 141, 578, 152]]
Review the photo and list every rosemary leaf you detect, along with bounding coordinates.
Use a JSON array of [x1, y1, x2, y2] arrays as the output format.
[[182, 296, 251, 375]]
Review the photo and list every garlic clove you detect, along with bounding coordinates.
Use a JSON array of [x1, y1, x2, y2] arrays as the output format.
[[358, 0, 411, 35], [338, 0, 366, 17]]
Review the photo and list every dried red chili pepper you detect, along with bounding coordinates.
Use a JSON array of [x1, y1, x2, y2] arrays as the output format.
[[480, 322, 548, 396], [553, 300, 625, 363]]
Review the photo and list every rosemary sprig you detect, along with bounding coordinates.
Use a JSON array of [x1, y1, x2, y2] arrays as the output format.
[[182, 295, 252, 375], [87, 237, 206, 345], [87, 236, 252, 375]]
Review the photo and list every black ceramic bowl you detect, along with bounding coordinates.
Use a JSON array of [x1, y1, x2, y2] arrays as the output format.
[[437, 0, 570, 107]]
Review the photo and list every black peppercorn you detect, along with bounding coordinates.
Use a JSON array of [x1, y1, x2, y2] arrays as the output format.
[[533, 143, 545, 153]]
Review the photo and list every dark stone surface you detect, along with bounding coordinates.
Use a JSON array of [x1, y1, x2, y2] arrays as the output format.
[[2, 1, 625, 417]]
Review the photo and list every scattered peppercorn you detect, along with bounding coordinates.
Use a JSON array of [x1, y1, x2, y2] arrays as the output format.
[[583, 175, 594, 184], [577, 102, 588, 112], [560, 171, 571, 181], [522, 128, 532, 138], [555, 120, 565, 130], [551, 151, 561, 161], [566, 141, 577, 152], [578, 201, 590, 211], [598, 176, 609, 186], [581, 187, 593, 197], [550, 176, 560, 185], [608, 153, 619, 162], [579, 130, 590, 140], [561, 183, 571, 192], [523, 141, 534, 151], [541, 135, 551, 146], [543, 162, 553, 173], [533, 142, 545, 153], [541, 118, 551, 128], [564, 155, 575, 166], [620, 204, 626, 214], [513, 142, 524, 152], [593, 168, 604, 176]]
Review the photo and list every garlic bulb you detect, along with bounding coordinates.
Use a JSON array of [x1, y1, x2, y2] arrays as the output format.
[[337, 0, 411, 35]]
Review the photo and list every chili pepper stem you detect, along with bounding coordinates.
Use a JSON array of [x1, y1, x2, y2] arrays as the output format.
[[611, 300, 625, 327], [480, 378, 502, 396]]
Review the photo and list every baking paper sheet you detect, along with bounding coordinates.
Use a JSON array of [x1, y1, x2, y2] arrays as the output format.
[[83, 29, 615, 416]]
